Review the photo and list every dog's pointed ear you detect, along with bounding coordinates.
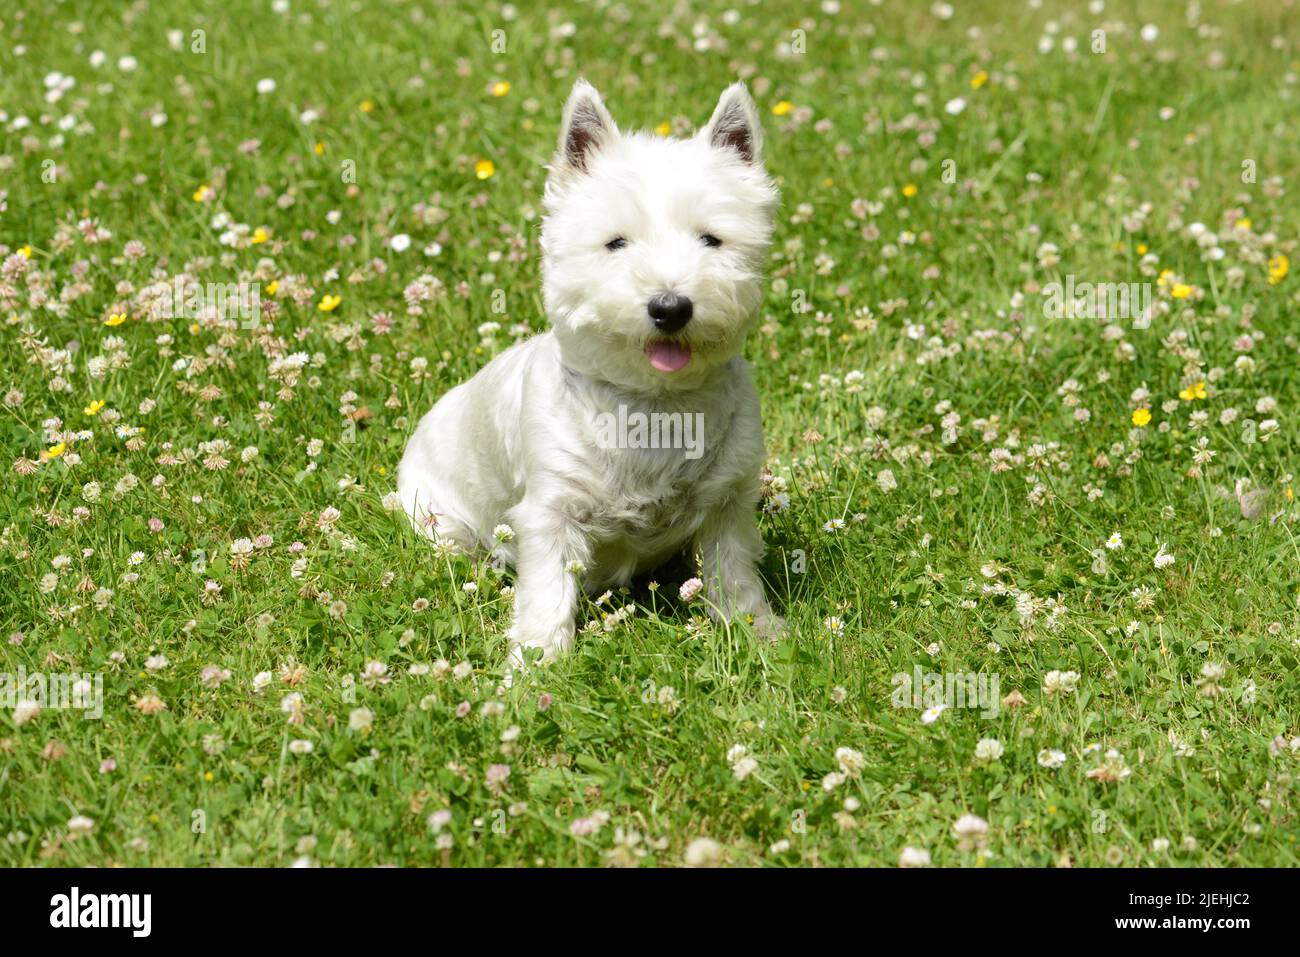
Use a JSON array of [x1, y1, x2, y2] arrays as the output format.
[[554, 79, 617, 174], [703, 82, 763, 165]]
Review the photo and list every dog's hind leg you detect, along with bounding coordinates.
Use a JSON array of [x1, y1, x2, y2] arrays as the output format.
[[396, 459, 478, 554]]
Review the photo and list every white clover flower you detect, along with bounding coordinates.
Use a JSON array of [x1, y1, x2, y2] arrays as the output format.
[[683, 837, 726, 867], [13, 700, 40, 726], [952, 813, 989, 851], [899, 846, 931, 867], [835, 746, 866, 776], [1037, 748, 1067, 769], [1042, 670, 1080, 695], [974, 738, 1004, 762]]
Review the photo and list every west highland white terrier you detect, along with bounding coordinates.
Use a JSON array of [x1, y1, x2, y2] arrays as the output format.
[[398, 79, 782, 672]]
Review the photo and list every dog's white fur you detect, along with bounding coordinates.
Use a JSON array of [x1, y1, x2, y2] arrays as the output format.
[[398, 79, 781, 671]]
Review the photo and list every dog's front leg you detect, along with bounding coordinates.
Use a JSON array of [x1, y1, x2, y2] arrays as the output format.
[[695, 497, 784, 639], [504, 497, 591, 674]]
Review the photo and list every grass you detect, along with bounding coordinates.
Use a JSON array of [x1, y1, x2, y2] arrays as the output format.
[[1, 0, 1298, 867]]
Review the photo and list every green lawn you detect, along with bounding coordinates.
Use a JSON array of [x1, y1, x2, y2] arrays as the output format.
[[1, 0, 1298, 867]]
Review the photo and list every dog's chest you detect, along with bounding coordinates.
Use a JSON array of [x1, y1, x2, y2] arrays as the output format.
[[586, 450, 720, 539], [554, 363, 760, 551]]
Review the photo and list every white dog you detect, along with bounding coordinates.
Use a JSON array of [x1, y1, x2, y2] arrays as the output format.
[[398, 79, 782, 671]]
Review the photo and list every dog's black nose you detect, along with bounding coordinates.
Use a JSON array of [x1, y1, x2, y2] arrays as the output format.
[[647, 293, 693, 333]]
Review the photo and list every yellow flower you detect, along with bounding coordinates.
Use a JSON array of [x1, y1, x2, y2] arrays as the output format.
[[104, 313, 127, 326], [376, 465, 387, 475], [772, 100, 793, 117], [250, 227, 269, 244], [314, 141, 325, 156], [1131, 408, 1151, 427], [1234, 218, 1251, 231], [265, 279, 279, 296], [902, 183, 918, 198], [822, 177, 834, 188], [1170, 282, 1192, 299], [654, 121, 672, 136], [204, 771, 214, 782], [45, 441, 66, 459], [318, 294, 342, 312], [474, 158, 495, 180], [1156, 268, 1175, 287], [1178, 381, 1207, 402], [84, 399, 106, 416], [1136, 243, 1148, 254], [189, 322, 201, 334], [18, 245, 32, 259], [489, 81, 511, 97], [1268, 253, 1289, 285], [359, 99, 375, 113], [192, 184, 213, 202], [971, 70, 989, 89]]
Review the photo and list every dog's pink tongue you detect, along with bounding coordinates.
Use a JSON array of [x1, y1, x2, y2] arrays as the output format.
[[646, 340, 692, 372]]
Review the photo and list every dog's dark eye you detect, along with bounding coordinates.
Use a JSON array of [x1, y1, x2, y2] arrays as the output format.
[[605, 237, 627, 251], [701, 233, 722, 248]]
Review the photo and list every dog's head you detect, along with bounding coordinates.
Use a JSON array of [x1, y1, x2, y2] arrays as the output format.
[[540, 80, 778, 394]]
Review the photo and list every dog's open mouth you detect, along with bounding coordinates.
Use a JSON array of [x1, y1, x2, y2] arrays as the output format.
[[645, 338, 692, 373]]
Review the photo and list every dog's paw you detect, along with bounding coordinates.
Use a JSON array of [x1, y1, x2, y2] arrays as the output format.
[[750, 611, 786, 642], [503, 621, 575, 685]]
